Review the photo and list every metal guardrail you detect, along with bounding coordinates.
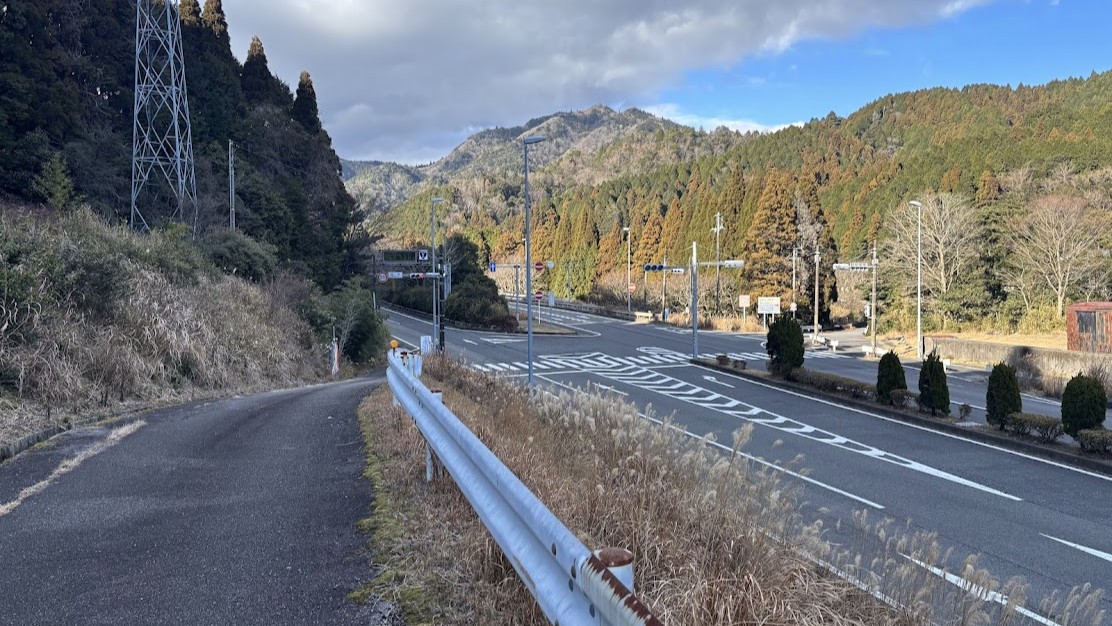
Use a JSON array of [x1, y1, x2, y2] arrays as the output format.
[[387, 349, 661, 626]]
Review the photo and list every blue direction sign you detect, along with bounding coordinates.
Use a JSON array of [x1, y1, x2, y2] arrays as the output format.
[[489, 261, 497, 273]]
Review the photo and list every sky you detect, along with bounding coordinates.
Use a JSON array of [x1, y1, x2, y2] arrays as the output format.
[[222, 0, 1111, 165]]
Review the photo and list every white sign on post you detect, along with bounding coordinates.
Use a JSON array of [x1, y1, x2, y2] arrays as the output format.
[[739, 294, 751, 308], [756, 297, 781, 315]]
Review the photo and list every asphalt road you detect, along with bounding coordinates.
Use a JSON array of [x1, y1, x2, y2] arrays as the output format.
[[0, 377, 383, 625], [386, 306, 1112, 623]]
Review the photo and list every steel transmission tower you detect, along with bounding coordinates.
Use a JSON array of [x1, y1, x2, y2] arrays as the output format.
[[131, 0, 197, 233]]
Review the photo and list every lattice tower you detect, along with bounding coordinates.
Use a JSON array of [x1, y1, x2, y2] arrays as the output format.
[[131, 0, 197, 233]]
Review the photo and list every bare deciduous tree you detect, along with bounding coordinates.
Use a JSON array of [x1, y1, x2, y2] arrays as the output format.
[[883, 193, 985, 315], [1005, 194, 1110, 316]]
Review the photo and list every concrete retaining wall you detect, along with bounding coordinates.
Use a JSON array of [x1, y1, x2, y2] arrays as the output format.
[[924, 336, 1112, 386]]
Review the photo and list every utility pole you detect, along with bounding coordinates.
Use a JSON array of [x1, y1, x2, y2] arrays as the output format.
[[712, 212, 723, 313], [813, 246, 821, 344], [624, 227, 631, 313], [430, 197, 444, 352], [791, 247, 798, 319], [228, 140, 235, 230], [871, 242, 878, 355], [514, 264, 521, 315], [691, 242, 699, 358], [661, 254, 668, 320]]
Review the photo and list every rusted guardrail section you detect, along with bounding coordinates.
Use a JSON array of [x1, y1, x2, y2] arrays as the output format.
[[387, 349, 661, 626]]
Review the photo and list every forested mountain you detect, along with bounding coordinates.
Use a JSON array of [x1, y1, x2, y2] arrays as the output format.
[[367, 71, 1112, 331], [0, 0, 360, 289], [344, 105, 743, 214]]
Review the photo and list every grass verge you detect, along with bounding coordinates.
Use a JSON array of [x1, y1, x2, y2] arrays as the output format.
[[357, 355, 1105, 625]]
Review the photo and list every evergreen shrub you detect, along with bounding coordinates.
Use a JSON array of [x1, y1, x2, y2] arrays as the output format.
[[918, 351, 950, 416], [986, 362, 1022, 430], [1061, 374, 1107, 437], [766, 316, 804, 376], [876, 352, 907, 405]]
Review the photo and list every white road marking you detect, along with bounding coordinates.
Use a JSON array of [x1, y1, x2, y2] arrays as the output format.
[[702, 375, 736, 389], [463, 339, 478, 345], [594, 361, 1021, 501], [903, 555, 1061, 626], [706, 362, 1112, 483], [538, 375, 884, 510], [1041, 534, 1112, 564]]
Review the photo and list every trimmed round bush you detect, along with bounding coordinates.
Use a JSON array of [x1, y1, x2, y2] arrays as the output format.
[[1061, 373, 1107, 437], [766, 316, 804, 376], [876, 352, 907, 405], [986, 362, 1022, 430]]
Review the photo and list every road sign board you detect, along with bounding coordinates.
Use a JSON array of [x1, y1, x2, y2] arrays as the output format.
[[757, 296, 781, 315], [833, 262, 872, 271], [417, 249, 429, 262], [489, 261, 497, 273], [739, 294, 751, 308], [376, 272, 387, 284], [387, 271, 404, 279], [790, 302, 798, 312], [670, 267, 685, 274], [628, 283, 636, 293], [534, 290, 544, 301], [534, 262, 544, 272]]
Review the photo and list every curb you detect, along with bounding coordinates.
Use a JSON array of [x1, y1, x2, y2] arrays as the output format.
[[0, 406, 147, 464], [690, 358, 1112, 478]]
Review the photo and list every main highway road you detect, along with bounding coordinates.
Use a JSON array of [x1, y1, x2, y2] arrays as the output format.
[[386, 305, 1112, 624]]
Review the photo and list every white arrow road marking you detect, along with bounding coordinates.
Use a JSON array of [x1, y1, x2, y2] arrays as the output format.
[[702, 375, 736, 388], [903, 555, 1062, 626], [1041, 534, 1112, 564]]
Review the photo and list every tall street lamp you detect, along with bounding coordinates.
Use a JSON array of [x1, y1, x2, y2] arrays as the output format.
[[623, 226, 631, 312], [712, 212, 723, 313], [909, 199, 923, 360], [431, 197, 444, 351], [523, 135, 546, 387]]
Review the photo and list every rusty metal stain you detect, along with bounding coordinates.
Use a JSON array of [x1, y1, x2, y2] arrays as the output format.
[[582, 554, 663, 626]]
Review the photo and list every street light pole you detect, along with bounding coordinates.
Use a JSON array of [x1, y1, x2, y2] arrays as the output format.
[[909, 199, 923, 360], [813, 245, 820, 344], [523, 136, 546, 387], [712, 212, 723, 313], [871, 242, 878, 355], [623, 226, 631, 312], [691, 241, 699, 358], [791, 247, 797, 319], [431, 197, 444, 351]]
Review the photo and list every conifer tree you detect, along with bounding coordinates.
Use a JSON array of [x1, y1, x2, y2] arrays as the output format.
[[292, 71, 322, 133], [180, 0, 201, 26], [740, 170, 795, 297], [201, 0, 229, 41], [241, 36, 288, 106], [635, 212, 664, 267]]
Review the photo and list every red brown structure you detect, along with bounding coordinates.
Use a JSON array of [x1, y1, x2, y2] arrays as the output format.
[[1067, 302, 1112, 354]]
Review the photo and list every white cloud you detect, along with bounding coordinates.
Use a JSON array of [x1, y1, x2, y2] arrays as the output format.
[[221, 0, 994, 163], [642, 104, 801, 134]]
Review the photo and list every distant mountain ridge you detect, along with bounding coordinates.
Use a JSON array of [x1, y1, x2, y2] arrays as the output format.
[[342, 105, 742, 211]]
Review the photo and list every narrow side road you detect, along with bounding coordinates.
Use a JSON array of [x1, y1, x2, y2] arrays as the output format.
[[0, 376, 384, 625]]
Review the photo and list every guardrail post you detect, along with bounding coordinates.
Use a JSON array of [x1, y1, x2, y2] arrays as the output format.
[[593, 547, 635, 591], [426, 389, 444, 482]]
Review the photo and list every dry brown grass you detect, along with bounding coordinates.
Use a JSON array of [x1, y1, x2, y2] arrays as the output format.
[[357, 356, 1107, 625], [0, 209, 324, 447]]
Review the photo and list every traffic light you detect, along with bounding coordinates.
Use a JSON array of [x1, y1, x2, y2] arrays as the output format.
[[643, 264, 664, 272]]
